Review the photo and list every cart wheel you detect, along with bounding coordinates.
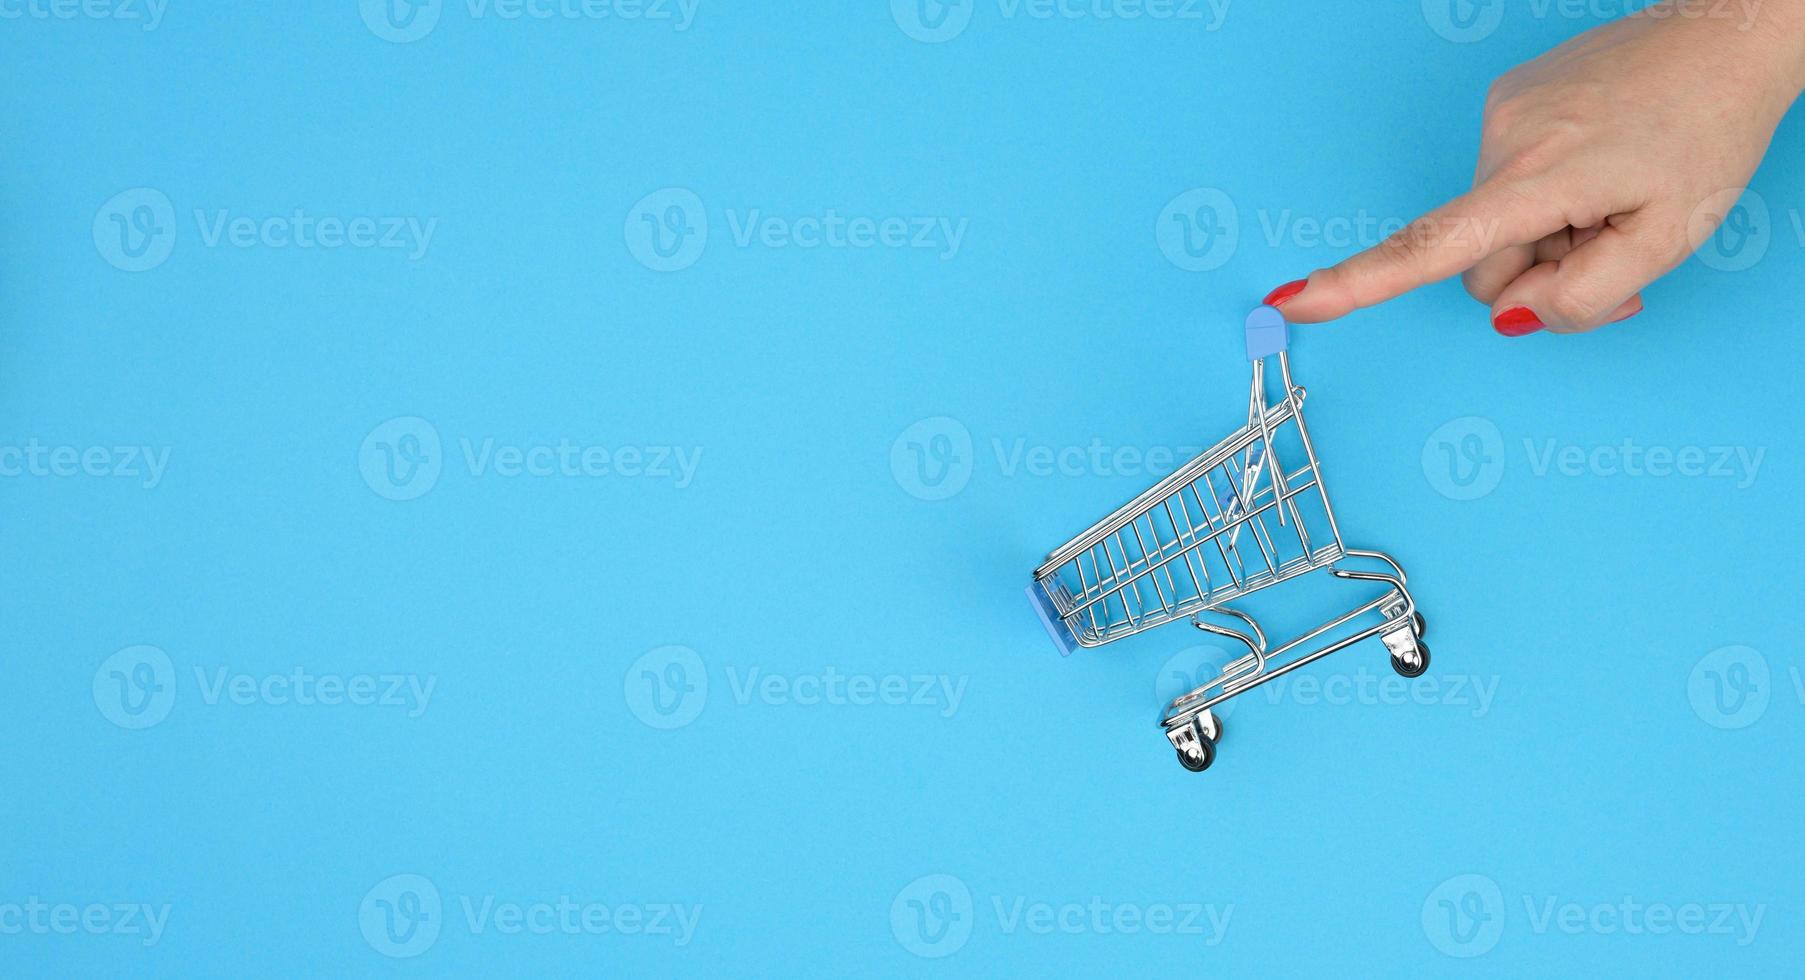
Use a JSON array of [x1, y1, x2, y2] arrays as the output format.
[[1391, 641, 1431, 679], [1178, 735, 1216, 773], [1413, 612, 1427, 638]]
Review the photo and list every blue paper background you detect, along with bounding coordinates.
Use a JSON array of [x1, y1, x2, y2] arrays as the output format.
[[3, 1, 1800, 975]]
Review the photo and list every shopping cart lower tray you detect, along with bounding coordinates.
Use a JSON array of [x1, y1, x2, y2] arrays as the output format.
[[1026, 305, 1429, 773]]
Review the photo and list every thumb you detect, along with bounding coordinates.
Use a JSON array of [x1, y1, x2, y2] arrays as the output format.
[[1488, 217, 1676, 335]]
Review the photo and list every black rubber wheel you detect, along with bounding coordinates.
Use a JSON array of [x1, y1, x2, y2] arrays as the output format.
[[1413, 611, 1427, 638], [1391, 641, 1431, 678], [1178, 735, 1216, 773]]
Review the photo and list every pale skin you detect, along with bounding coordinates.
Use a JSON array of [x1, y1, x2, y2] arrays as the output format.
[[1268, 0, 1805, 336]]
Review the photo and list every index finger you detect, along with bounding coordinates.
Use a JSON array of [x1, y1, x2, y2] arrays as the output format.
[[1272, 181, 1559, 323]]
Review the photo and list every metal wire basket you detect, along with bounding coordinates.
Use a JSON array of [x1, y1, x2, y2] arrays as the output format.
[[1027, 306, 1428, 772]]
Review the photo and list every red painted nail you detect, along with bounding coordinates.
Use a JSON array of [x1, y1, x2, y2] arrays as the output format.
[[1493, 306, 1544, 337], [1610, 299, 1645, 324], [1263, 279, 1308, 308]]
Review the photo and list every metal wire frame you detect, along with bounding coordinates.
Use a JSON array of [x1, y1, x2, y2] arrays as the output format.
[[1031, 351, 1346, 649], [1027, 340, 1427, 771]]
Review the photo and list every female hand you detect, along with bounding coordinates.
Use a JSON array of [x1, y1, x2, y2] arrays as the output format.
[[1266, 0, 1805, 335]]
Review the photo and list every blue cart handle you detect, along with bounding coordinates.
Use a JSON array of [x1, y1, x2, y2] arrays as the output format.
[[1245, 304, 1289, 361], [1025, 583, 1078, 656]]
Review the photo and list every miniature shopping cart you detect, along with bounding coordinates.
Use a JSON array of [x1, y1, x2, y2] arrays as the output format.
[[1026, 305, 1428, 773]]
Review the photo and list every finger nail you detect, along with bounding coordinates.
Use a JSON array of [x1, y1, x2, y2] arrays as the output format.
[[1610, 298, 1645, 324], [1263, 279, 1309, 308], [1493, 306, 1545, 337]]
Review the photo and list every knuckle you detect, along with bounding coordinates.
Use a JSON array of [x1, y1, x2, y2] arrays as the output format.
[[1482, 75, 1519, 116], [1480, 103, 1517, 142], [1490, 149, 1550, 185], [1547, 280, 1612, 325], [1490, 128, 1583, 185], [1311, 262, 1351, 298]]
